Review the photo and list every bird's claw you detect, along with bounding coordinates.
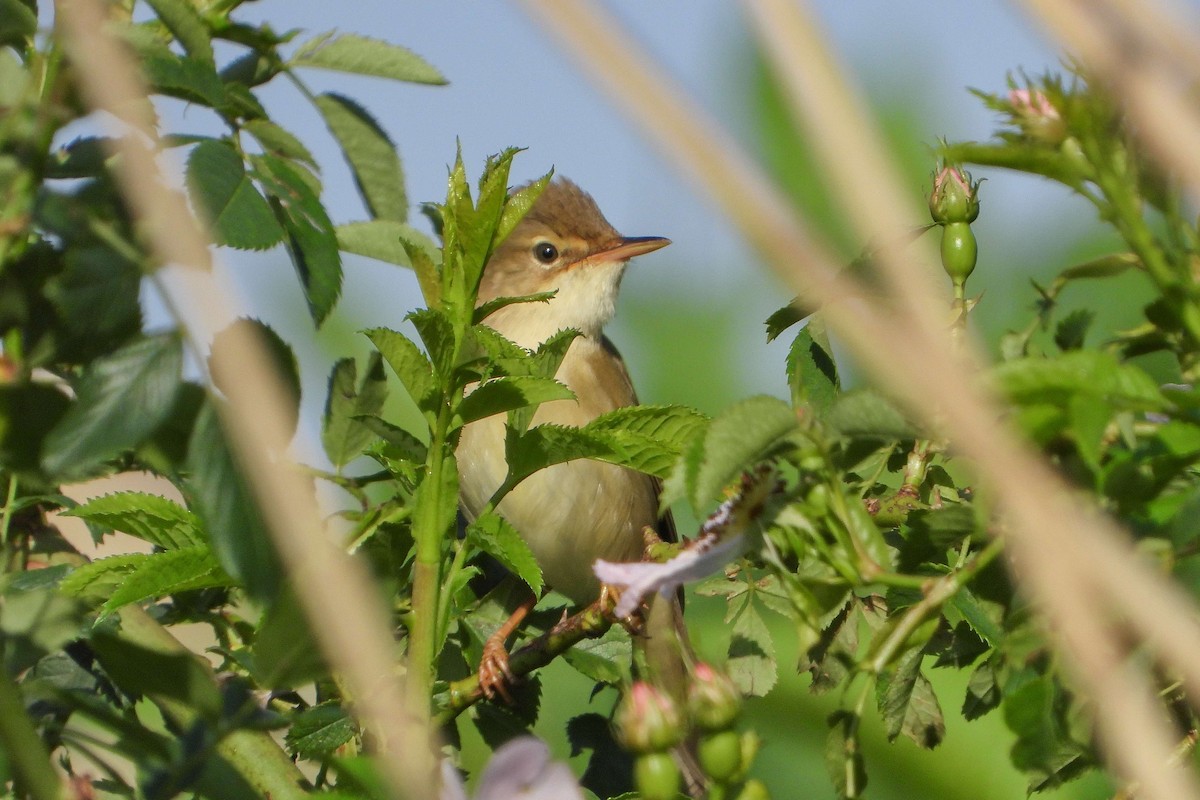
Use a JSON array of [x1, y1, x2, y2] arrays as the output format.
[[600, 583, 646, 637], [479, 636, 516, 704]]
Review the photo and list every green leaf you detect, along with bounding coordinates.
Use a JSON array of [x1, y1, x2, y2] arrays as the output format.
[[494, 170, 552, 244], [827, 389, 921, 440], [876, 646, 945, 747], [42, 333, 183, 478], [291, 32, 446, 84], [727, 598, 777, 697], [101, 546, 232, 614], [467, 512, 543, 595], [253, 154, 343, 324], [209, 318, 302, 437], [251, 592, 326, 690], [962, 655, 1001, 721], [63, 492, 204, 550], [408, 307, 456, 379], [314, 93, 406, 222], [145, 0, 214, 64], [186, 140, 284, 250], [687, 395, 796, 511], [787, 318, 840, 415], [89, 630, 222, 720], [585, 404, 709, 479], [285, 703, 354, 760], [456, 376, 574, 427], [0, 0, 37, 47], [243, 119, 316, 167], [187, 401, 280, 602], [561, 625, 631, 685], [356, 415, 427, 463], [47, 245, 143, 363], [336, 220, 437, 267], [826, 711, 868, 799], [121, 28, 224, 106], [472, 291, 558, 325], [1003, 673, 1090, 788], [1054, 308, 1094, 351], [59, 553, 146, 607], [991, 350, 1165, 410], [765, 301, 806, 342], [504, 424, 617, 488], [322, 353, 388, 468], [365, 327, 435, 413]]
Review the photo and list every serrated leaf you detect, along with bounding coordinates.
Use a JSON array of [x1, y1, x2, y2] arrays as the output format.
[[1054, 308, 1094, 352], [827, 389, 920, 440], [788, 318, 840, 415], [145, 0, 213, 64], [314, 93, 406, 222], [186, 140, 283, 250], [467, 512, 543, 595], [336, 220, 436, 267], [63, 492, 203, 550], [408, 307, 456, 379], [457, 376, 574, 428], [285, 703, 354, 760], [472, 291, 558, 325], [356, 415, 427, 462], [323, 354, 388, 468], [47, 246, 143, 363], [728, 599, 777, 696], [765, 301, 807, 342], [991, 350, 1165, 410], [59, 553, 147, 606], [688, 395, 796, 511], [101, 546, 232, 614], [876, 646, 944, 747], [291, 32, 446, 84], [494, 170, 551, 244], [253, 154, 343, 324], [585, 404, 709, 479], [42, 334, 183, 478], [365, 327, 436, 413], [826, 710, 867, 799], [504, 425, 617, 488], [962, 655, 1001, 720], [243, 119, 316, 167], [130, 34, 224, 106], [562, 625, 631, 685], [187, 401, 280, 602]]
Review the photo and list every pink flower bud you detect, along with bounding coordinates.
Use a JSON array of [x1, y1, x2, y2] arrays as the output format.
[[1008, 88, 1067, 144], [614, 681, 685, 753], [929, 164, 980, 224], [688, 663, 742, 732]]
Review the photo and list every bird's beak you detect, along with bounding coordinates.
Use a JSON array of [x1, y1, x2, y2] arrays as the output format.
[[590, 235, 671, 264]]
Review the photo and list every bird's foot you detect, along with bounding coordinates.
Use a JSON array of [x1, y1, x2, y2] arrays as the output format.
[[599, 582, 647, 637], [479, 634, 516, 704]]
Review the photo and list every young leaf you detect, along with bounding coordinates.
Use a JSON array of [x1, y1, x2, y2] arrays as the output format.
[[765, 300, 806, 342], [688, 395, 796, 511], [456, 376, 574, 428], [291, 32, 446, 84], [243, 119, 317, 168], [727, 597, 778, 696], [876, 646, 945, 748], [472, 291, 558, 325], [584, 405, 709, 479], [365, 327, 436, 413], [467, 511, 543, 595], [144, 0, 214, 65], [494, 170, 552, 245], [186, 140, 284, 250], [826, 389, 921, 441], [42, 333, 183, 479], [285, 703, 354, 760], [336, 220, 437, 267], [253, 154, 343, 324], [408, 307, 457, 379], [187, 401, 280, 602], [787, 317, 840, 415], [323, 353, 388, 468], [101, 546, 232, 615], [63, 492, 203, 550], [314, 93, 407, 222]]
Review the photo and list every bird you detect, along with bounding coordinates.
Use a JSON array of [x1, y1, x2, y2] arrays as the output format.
[[457, 178, 701, 792]]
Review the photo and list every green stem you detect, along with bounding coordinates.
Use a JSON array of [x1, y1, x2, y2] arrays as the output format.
[[0, 667, 62, 800], [1, 473, 18, 552]]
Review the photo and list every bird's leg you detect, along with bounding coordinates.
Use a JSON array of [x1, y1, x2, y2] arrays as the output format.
[[479, 593, 537, 704]]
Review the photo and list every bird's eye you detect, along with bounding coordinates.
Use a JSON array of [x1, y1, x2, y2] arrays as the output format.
[[533, 241, 559, 264]]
